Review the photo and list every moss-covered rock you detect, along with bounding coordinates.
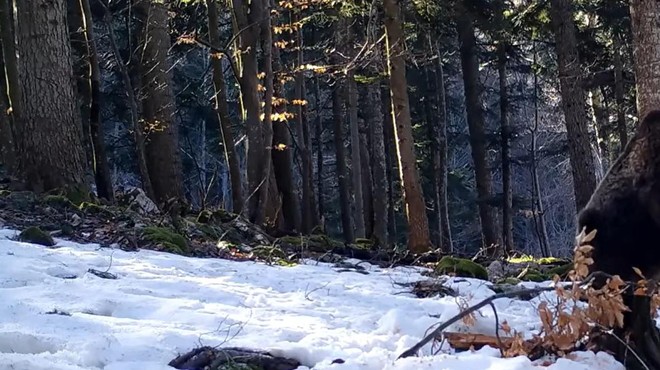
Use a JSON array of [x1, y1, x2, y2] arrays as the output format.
[[197, 209, 238, 224], [352, 238, 374, 250], [434, 257, 489, 280], [0, 190, 10, 197], [79, 202, 115, 218], [43, 195, 76, 210], [142, 227, 189, 255], [19, 226, 55, 247], [279, 234, 344, 253], [519, 268, 547, 282], [497, 277, 522, 285], [546, 263, 573, 278]]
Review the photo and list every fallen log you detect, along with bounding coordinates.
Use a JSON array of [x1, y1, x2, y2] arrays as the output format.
[[169, 346, 300, 370]]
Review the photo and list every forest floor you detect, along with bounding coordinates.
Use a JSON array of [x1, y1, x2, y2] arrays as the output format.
[[0, 227, 626, 370]]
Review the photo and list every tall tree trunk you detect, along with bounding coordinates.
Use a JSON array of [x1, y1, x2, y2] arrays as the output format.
[[0, 0, 14, 173], [360, 129, 374, 237], [270, 15, 300, 233], [0, 0, 18, 175], [383, 0, 431, 253], [293, 10, 318, 233], [14, 0, 89, 193], [432, 43, 453, 252], [590, 88, 610, 171], [232, 0, 269, 223], [332, 81, 354, 243], [630, 0, 660, 119], [103, 7, 154, 201], [347, 71, 366, 239], [532, 41, 551, 257], [613, 34, 628, 151], [383, 85, 398, 246], [314, 76, 325, 225], [134, 0, 185, 205], [207, 0, 243, 213], [456, 2, 499, 250], [366, 83, 389, 247], [70, 0, 114, 201], [496, 4, 513, 253], [549, 0, 598, 211]]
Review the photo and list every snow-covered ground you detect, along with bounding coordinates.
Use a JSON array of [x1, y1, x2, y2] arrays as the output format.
[[0, 228, 624, 370]]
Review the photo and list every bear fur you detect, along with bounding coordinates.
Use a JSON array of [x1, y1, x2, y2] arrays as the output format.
[[577, 110, 660, 282]]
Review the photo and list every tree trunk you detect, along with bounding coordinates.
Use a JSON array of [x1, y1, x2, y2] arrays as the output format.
[[293, 11, 318, 233], [0, 0, 14, 173], [383, 85, 398, 246], [366, 83, 389, 247], [432, 43, 453, 252], [207, 0, 243, 213], [532, 42, 551, 257], [314, 76, 325, 225], [630, 0, 660, 119], [14, 0, 89, 193], [456, 2, 499, 250], [496, 5, 514, 253], [103, 8, 154, 201], [590, 88, 610, 171], [360, 129, 374, 237], [134, 0, 185, 205], [270, 17, 300, 233], [347, 71, 366, 239], [332, 81, 354, 243], [0, 0, 18, 175], [383, 0, 431, 253], [549, 0, 597, 212], [70, 0, 114, 201], [232, 0, 269, 224], [613, 34, 628, 152]]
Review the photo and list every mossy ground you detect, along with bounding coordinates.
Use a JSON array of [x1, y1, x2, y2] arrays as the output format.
[[434, 256, 489, 280], [142, 227, 189, 255], [18, 226, 55, 247]]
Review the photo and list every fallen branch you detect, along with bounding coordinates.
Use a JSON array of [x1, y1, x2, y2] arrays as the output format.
[[397, 272, 611, 359]]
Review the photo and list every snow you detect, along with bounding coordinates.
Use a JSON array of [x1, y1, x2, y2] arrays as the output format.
[[0, 228, 624, 370]]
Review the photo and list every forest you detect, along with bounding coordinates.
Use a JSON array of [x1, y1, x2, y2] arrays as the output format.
[[0, 0, 652, 258]]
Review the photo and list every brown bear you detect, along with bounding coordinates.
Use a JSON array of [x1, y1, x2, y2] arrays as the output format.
[[577, 110, 660, 282]]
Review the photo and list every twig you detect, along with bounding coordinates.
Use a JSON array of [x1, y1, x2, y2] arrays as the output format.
[[397, 272, 611, 359], [489, 302, 505, 357]]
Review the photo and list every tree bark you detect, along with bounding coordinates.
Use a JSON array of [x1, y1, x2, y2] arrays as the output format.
[[383, 85, 398, 246], [456, 2, 499, 250], [496, 4, 513, 253], [360, 129, 374, 237], [630, 0, 660, 120], [549, 0, 598, 211], [207, 0, 243, 213], [314, 76, 325, 224], [383, 0, 431, 253], [0, 0, 15, 173], [432, 44, 453, 252], [14, 0, 89, 193], [613, 34, 628, 151], [366, 83, 389, 247], [70, 0, 114, 201], [332, 80, 354, 243], [232, 0, 269, 224], [134, 0, 185, 205], [293, 10, 318, 233], [270, 14, 300, 233]]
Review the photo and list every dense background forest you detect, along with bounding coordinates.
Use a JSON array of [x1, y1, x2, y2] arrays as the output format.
[[0, 0, 653, 258]]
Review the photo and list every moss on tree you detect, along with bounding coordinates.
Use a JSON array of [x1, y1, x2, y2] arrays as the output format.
[[18, 226, 55, 246]]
